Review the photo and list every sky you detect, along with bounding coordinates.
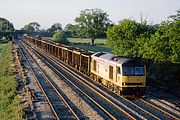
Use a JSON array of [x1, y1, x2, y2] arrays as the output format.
[[0, 0, 179, 30]]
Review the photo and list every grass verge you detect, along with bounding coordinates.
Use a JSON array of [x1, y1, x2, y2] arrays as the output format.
[[67, 38, 107, 44], [67, 38, 112, 52], [44, 37, 112, 52], [71, 44, 112, 52], [0, 42, 24, 120]]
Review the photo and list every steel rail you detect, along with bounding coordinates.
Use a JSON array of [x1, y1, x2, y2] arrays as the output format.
[[120, 96, 161, 120], [35, 46, 159, 120], [24, 40, 136, 120], [19, 40, 80, 120], [32, 43, 160, 119], [18, 42, 60, 120], [23, 41, 118, 120], [147, 91, 180, 112], [25, 38, 180, 120], [139, 98, 180, 120]]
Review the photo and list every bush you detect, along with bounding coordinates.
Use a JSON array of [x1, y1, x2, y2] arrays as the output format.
[[52, 31, 70, 45]]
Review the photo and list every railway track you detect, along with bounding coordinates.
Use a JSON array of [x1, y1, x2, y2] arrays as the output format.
[[128, 97, 180, 120], [138, 98, 180, 119], [22, 39, 178, 120], [147, 87, 180, 109], [23, 39, 179, 119], [18, 40, 80, 120], [22, 40, 136, 119], [20, 40, 120, 119]]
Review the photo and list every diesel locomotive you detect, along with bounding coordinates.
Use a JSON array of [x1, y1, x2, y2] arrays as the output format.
[[24, 35, 146, 96]]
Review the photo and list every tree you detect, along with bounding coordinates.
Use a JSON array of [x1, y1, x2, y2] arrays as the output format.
[[140, 9, 180, 63], [168, 9, 180, 21], [142, 21, 180, 63], [48, 23, 62, 32], [75, 8, 111, 45], [22, 24, 34, 32], [0, 17, 14, 32], [52, 31, 69, 45], [64, 23, 79, 37], [107, 19, 140, 57], [22, 22, 40, 32], [106, 19, 156, 58]]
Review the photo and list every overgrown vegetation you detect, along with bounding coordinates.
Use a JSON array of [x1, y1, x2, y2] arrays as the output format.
[[72, 44, 112, 52], [68, 38, 106, 45], [67, 38, 111, 52], [52, 31, 70, 45], [106, 9, 180, 93], [0, 42, 24, 119], [0, 17, 15, 32], [75, 8, 111, 45]]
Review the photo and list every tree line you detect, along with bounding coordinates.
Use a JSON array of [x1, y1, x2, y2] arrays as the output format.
[[106, 10, 180, 64], [0, 8, 180, 91], [0, 9, 179, 62]]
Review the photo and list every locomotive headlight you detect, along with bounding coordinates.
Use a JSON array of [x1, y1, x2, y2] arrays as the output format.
[[123, 83, 126, 85], [143, 83, 146, 85]]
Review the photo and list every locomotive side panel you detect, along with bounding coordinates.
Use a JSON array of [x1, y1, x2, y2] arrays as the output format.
[[91, 56, 120, 86]]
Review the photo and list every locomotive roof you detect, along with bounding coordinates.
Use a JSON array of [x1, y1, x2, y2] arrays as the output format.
[[92, 52, 133, 64]]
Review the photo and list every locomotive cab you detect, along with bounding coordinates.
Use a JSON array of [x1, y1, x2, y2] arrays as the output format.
[[120, 60, 146, 96], [91, 52, 146, 97]]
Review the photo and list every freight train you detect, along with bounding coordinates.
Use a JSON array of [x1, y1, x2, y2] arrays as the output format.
[[24, 35, 146, 96]]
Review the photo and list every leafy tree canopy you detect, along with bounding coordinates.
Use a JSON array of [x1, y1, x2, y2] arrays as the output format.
[[52, 31, 69, 45], [21, 22, 40, 32], [64, 23, 80, 37], [75, 8, 111, 45], [0, 17, 15, 32], [140, 9, 180, 63], [48, 23, 62, 32], [143, 20, 180, 63], [106, 19, 154, 57], [168, 9, 180, 21]]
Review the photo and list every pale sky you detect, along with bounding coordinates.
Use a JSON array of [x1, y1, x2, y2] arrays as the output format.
[[0, 0, 179, 30]]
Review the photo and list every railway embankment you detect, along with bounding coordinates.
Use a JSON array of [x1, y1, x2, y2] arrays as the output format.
[[147, 61, 180, 97], [0, 41, 24, 119]]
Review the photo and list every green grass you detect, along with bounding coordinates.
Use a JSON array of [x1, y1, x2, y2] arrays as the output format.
[[67, 38, 107, 44], [43, 37, 112, 52], [67, 38, 112, 52], [0, 42, 24, 120], [71, 44, 112, 52]]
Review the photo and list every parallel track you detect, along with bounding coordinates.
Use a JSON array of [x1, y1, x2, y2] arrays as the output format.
[[23, 40, 163, 119], [24, 39, 180, 120], [138, 98, 180, 120], [147, 90, 180, 111], [18, 40, 80, 120], [30, 45, 161, 119], [23, 40, 135, 119]]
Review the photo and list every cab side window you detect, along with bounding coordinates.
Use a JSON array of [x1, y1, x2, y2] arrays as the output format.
[[109, 66, 113, 79], [93, 60, 97, 71], [117, 67, 121, 74]]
